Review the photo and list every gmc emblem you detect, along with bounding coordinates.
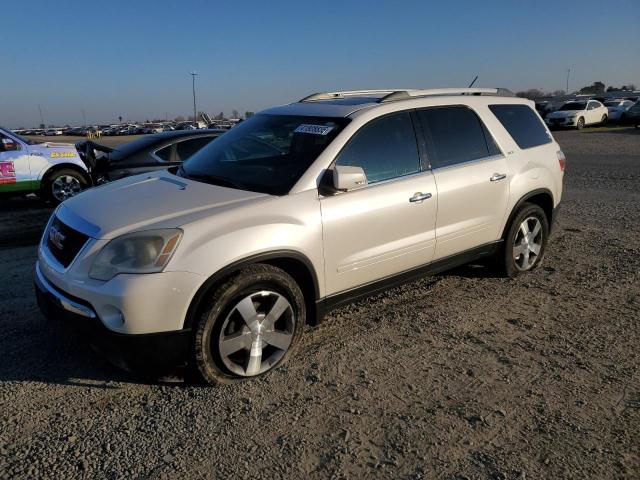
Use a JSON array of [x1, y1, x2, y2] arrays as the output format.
[[48, 225, 66, 250]]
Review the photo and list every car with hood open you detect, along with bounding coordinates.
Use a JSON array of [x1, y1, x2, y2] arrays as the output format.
[[545, 99, 608, 129], [76, 130, 221, 185]]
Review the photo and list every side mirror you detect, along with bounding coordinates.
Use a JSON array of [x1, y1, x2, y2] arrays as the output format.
[[333, 165, 367, 191]]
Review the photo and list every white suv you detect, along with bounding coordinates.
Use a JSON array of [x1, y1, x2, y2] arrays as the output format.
[[35, 88, 565, 384]]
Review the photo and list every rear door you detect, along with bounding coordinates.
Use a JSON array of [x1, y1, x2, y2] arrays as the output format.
[[415, 106, 510, 260], [320, 111, 438, 295]]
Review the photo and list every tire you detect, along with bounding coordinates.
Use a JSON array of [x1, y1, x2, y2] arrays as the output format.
[[500, 203, 549, 278], [601, 114, 608, 125], [41, 168, 87, 205], [191, 264, 305, 385], [576, 117, 585, 130]]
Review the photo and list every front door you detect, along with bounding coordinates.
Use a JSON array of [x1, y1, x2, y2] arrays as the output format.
[[415, 106, 510, 260], [320, 111, 438, 295]]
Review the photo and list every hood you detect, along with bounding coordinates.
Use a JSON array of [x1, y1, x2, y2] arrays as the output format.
[[548, 110, 581, 118], [57, 170, 268, 239]]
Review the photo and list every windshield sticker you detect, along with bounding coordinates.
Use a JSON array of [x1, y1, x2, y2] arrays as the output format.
[[294, 124, 334, 135], [0, 161, 16, 184], [50, 152, 76, 158]]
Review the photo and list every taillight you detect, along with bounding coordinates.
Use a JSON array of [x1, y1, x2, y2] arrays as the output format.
[[557, 150, 566, 171]]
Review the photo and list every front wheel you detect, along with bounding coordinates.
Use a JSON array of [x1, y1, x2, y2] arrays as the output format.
[[576, 117, 585, 130], [42, 168, 87, 205], [191, 264, 305, 385], [500, 203, 549, 278]]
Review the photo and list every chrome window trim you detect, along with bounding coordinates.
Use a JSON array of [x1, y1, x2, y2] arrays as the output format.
[[431, 154, 506, 173]]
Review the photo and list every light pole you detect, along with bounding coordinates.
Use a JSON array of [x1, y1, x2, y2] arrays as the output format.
[[566, 68, 570, 94], [190, 71, 198, 127]]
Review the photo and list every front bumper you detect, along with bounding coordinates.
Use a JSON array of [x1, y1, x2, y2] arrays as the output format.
[[546, 117, 577, 128], [35, 264, 191, 374]]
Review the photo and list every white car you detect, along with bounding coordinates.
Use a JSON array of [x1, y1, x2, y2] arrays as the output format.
[[0, 126, 89, 203], [45, 129, 64, 136], [545, 100, 609, 129], [604, 99, 635, 122], [35, 87, 564, 383]]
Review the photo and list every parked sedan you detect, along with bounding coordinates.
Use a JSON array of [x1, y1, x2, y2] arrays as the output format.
[[545, 100, 609, 129], [76, 130, 221, 184], [604, 100, 635, 122], [623, 101, 640, 128]]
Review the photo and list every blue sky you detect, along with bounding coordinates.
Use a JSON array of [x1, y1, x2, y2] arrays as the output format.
[[2, 0, 639, 127]]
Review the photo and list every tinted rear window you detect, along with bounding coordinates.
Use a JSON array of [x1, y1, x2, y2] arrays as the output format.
[[417, 106, 497, 169], [489, 104, 552, 150]]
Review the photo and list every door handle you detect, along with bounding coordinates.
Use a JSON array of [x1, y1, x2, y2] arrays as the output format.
[[490, 173, 507, 182], [409, 192, 432, 203]]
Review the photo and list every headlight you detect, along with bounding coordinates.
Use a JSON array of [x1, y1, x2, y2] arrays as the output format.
[[89, 229, 182, 281]]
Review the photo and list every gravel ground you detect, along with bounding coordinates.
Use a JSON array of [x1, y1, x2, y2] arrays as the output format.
[[0, 127, 638, 479]]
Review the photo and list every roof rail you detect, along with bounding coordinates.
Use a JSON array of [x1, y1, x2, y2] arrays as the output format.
[[299, 87, 515, 103], [299, 89, 403, 102]]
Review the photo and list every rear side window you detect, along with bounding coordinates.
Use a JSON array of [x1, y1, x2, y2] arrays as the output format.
[[335, 112, 420, 183], [489, 104, 552, 150], [175, 136, 216, 161], [417, 106, 497, 169]]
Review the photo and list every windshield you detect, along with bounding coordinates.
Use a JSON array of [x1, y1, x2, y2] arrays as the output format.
[[559, 102, 586, 111], [604, 101, 619, 107], [178, 114, 349, 195]]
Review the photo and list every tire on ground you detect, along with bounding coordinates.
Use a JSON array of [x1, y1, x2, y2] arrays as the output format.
[[41, 168, 88, 205], [500, 202, 549, 278], [190, 263, 305, 385]]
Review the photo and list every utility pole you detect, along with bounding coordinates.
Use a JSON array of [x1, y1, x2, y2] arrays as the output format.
[[566, 68, 570, 94], [190, 71, 198, 127], [38, 104, 45, 128], [82, 109, 86, 127]]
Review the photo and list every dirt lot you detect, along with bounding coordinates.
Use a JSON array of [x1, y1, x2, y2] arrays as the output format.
[[0, 128, 638, 479]]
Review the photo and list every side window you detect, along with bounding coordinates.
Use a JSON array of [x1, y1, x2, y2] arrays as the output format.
[[154, 144, 173, 162], [335, 112, 420, 183], [175, 136, 216, 162], [489, 104, 552, 150], [417, 106, 493, 169], [0, 133, 20, 152], [587, 102, 597, 110]]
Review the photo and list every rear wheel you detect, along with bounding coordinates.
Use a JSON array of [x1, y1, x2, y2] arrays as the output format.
[[601, 114, 608, 125], [42, 168, 87, 205], [191, 264, 305, 385], [500, 203, 549, 278]]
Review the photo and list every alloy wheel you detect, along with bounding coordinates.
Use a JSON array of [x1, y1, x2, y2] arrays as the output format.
[[51, 175, 82, 202], [513, 216, 543, 271], [217, 290, 295, 376]]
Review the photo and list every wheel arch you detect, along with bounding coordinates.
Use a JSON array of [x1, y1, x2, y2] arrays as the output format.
[[40, 163, 91, 185], [183, 250, 322, 331], [501, 188, 554, 240]]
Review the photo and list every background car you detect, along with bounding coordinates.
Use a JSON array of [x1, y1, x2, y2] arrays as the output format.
[[623, 101, 640, 128], [604, 99, 635, 122], [76, 129, 221, 184], [44, 128, 63, 136], [545, 100, 608, 129]]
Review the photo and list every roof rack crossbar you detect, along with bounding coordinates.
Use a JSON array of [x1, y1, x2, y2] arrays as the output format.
[[298, 87, 515, 103]]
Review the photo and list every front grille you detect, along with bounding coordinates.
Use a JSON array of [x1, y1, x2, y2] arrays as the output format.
[[46, 216, 89, 268]]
